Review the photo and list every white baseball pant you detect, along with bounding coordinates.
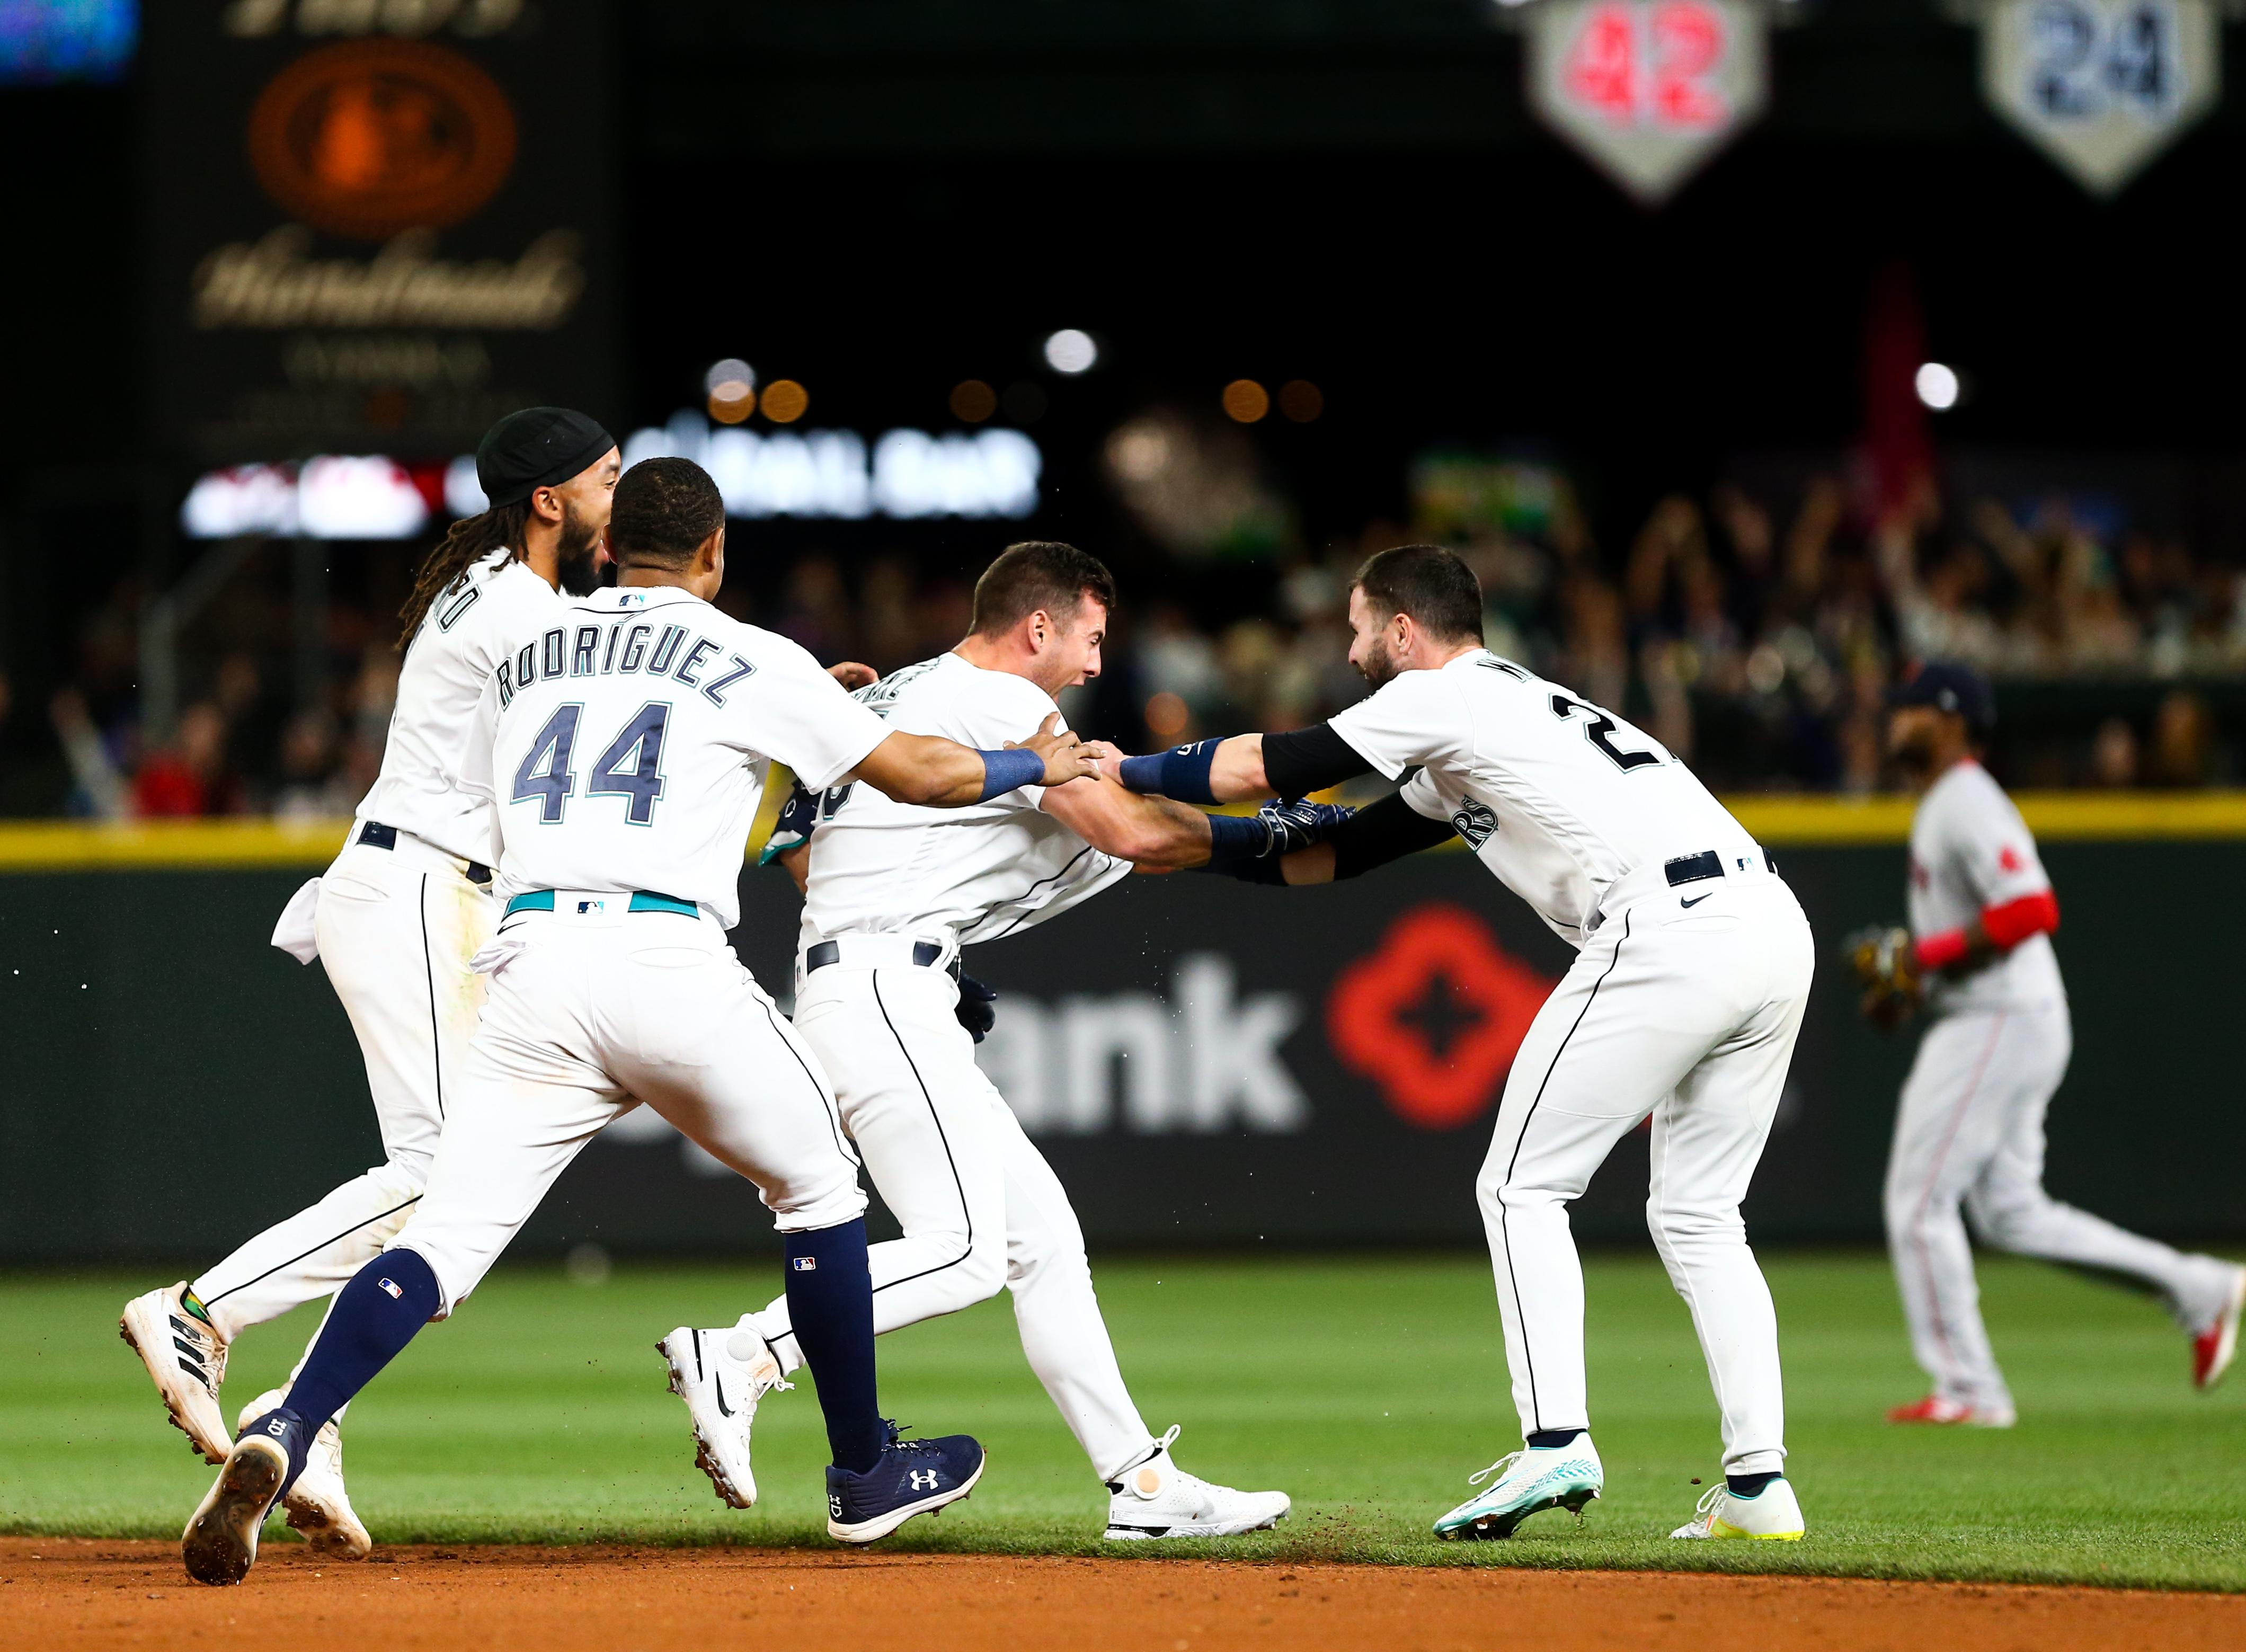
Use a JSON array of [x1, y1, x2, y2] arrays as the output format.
[[738, 947, 1156, 1480], [190, 833, 494, 1345], [390, 899, 866, 1312], [1478, 871, 1813, 1477], [1885, 1002, 2239, 1412]]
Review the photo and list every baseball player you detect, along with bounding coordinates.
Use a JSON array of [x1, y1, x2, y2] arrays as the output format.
[[123, 407, 621, 1558], [656, 540, 1313, 1540], [1102, 543, 1817, 1543], [1851, 661, 2245, 1424], [179, 457, 1102, 1586]]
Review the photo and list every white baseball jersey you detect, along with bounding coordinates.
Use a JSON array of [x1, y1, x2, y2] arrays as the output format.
[[1907, 759, 2065, 1016], [472, 586, 892, 930], [800, 652, 1130, 947], [1326, 650, 1755, 947], [356, 547, 563, 865]]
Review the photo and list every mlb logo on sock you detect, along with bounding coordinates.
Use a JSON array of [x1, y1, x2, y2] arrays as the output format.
[[377, 1277, 402, 1299], [791, 1257, 816, 1271]]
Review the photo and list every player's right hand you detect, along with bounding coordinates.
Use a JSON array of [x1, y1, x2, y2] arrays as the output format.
[[1007, 713, 1102, 787], [1260, 798, 1354, 855]]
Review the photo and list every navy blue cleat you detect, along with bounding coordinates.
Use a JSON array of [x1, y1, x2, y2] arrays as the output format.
[[182, 1408, 310, 1585], [825, 1422, 986, 1544]]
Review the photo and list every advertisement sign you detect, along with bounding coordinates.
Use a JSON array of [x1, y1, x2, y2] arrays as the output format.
[[1525, 0, 1769, 205], [1981, 0, 2218, 194], [144, 1, 617, 463]]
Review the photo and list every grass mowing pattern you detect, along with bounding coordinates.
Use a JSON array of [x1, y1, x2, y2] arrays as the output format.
[[3, 1252, 2240, 1588]]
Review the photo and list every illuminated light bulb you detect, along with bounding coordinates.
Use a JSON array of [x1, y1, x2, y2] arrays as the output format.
[[950, 380, 998, 423], [761, 379, 810, 423], [1043, 330, 1098, 374], [1278, 380, 1323, 422], [1222, 379, 1270, 423], [1144, 691, 1190, 742], [1914, 362, 1959, 411]]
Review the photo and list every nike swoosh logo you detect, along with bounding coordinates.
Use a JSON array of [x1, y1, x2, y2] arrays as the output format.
[[1681, 893, 1711, 908]]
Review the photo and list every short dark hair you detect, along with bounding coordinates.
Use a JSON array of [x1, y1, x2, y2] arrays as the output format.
[[970, 541, 1117, 636], [611, 457, 725, 570], [1352, 544, 1484, 644]]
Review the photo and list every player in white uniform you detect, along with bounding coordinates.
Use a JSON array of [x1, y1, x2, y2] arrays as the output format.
[[178, 458, 1102, 1587], [655, 541, 1306, 1540], [1854, 663, 2245, 1424], [1102, 544, 1817, 1543], [122, 407, 620, 1557]]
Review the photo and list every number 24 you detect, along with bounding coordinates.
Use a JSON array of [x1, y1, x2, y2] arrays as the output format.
[[512, 701, 671, 825]]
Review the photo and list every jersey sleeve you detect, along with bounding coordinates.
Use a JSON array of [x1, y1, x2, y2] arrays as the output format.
[[1398, 765, 1450, 822], [1954, 784, 2051, 907], [733, 636, 893, 792], [1325, 671, 1469, 781]]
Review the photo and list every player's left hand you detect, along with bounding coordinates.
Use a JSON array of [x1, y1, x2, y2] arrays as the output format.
[[758, 781, 822, 866], [1844, 923, 1922, 1032], [1259, 798, 1354, 855], [827, 661, 878, 690], [1007, 713, 1102, 787], [955, 974, 998, 1043]]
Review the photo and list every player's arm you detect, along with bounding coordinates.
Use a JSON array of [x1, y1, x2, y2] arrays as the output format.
[[1038, 775, 1217, 869], [847, 713, 1098, 807], [1916, 807, 2060, 974], [1914, 889, 2059, 974], [1097, 723, 1375, 806], [1266, 792, 1460, 885]]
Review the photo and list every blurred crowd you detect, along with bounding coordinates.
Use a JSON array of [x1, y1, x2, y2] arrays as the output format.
[[7, 460, 2244, 821]]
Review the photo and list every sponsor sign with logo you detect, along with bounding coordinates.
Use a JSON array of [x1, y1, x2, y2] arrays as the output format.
[[1979, 0, 2218, 195], [1524, 0, 1769, 205], [145, 1, 617, 461]]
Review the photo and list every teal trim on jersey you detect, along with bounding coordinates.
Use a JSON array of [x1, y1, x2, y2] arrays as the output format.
[[504, 889, 696, 918]]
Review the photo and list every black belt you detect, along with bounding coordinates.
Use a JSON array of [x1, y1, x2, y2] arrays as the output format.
[[1664, 848, 1777, 887], [804, 939, 960, 979], [359, 820, 491, 886]]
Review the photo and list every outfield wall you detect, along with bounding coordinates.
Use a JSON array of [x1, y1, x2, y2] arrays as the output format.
[[1, 798, 2240, 1262]]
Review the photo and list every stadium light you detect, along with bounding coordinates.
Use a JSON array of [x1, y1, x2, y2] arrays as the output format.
[[1915, 361, 1960, 411], [1043, 329, 1099, 374]]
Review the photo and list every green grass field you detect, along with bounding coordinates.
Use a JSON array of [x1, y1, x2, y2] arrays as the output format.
[[2, 1252, 2240, 1589]]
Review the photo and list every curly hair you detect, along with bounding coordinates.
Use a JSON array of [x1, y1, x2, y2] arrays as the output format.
[[610, 458, 726, 569], [397, 502, 530, 646]]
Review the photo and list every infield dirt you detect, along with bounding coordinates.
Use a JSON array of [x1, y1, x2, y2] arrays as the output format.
[[4, 1539, 2240, 1652]]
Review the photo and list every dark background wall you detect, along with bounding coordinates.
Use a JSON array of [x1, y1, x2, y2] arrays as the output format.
[[2, 836, 2235, 1262]]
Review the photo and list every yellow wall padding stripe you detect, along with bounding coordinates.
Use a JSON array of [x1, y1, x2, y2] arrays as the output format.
[[2, 791, 2244, 872]]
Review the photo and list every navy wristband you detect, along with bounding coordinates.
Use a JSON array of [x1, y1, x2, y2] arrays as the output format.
[[1118, 738, 1222, 805], [975, 745, 1046, 802]]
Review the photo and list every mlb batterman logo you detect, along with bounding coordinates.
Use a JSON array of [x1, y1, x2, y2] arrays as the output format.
[[377, 1277, 403, 1300], [792, 1257, 816, 1272]]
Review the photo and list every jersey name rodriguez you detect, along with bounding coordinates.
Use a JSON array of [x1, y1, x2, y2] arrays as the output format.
[[1326, 650, 1757, 945], [471, 588, 891, 932]]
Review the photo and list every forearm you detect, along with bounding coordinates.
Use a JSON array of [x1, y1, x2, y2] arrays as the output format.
[[1915, 889, 2059, 973], [1115, 723, 1373, 805], [1209, 735, 1271, 803], [851, 732, 987, 806], [1045, 777, 1214, 868]]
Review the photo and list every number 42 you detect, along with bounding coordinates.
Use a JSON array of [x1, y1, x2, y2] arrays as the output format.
[[512, 701, 671, 825]]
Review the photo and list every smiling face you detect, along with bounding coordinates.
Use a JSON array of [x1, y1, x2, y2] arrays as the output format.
[[542, 447, 621, 595]]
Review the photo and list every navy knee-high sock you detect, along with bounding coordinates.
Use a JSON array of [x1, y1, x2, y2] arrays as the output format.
[[784, 1220, 883, 1473], [252, 1250, 442, 1490]]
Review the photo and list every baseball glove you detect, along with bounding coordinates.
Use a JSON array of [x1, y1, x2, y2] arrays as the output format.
[[1844, 923, 1922, 1032]]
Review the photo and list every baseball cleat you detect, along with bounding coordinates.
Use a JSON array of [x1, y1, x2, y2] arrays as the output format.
[[1103, 1425, 1290, 1540], [237, 1389, 370, 1560], [657, 1325, 791, 1509], [1671, 1476, 1806, 1540], [120, 1283, 231, 1464], [1886, 1394, 2016, 1427], [825, 1423, 984, 1544], [1433, 1435, 1603, 1540], [2191, 1267, 2246, 1391], [181, 1411, 306, 1586]]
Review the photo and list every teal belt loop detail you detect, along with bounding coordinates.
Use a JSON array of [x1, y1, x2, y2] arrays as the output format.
[[505, 890, 556, 916], [627, 891, 698, 918]]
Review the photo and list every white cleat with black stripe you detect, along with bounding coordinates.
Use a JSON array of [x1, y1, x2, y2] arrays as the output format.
[[658, 1325, 791, 1509], [1103, 1426, 1291, 1541], [120, 1283, 231, 1464]]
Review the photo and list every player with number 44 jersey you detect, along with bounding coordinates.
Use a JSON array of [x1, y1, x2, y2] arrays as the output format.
[[1099, 544, 1816, 1544]]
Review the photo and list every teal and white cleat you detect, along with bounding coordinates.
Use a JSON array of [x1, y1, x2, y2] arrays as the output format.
[[1433, 1436, 1603, 1540]]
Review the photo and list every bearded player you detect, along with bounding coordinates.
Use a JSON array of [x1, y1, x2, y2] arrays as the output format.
[[658, 540, 1315, 1540], [1850, 662, 2245, 1424], [1100, 543, 1817, 1543], [122, 407, 619, 1556]]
